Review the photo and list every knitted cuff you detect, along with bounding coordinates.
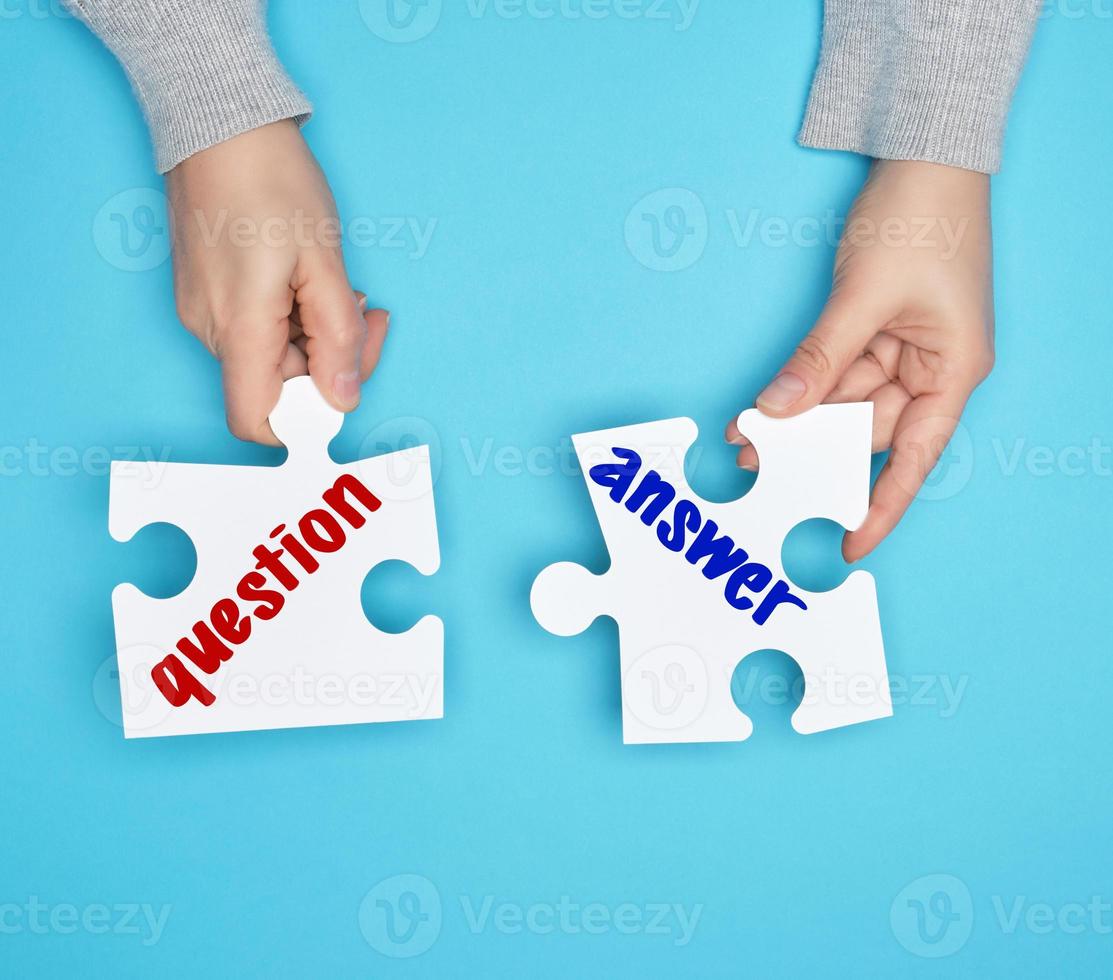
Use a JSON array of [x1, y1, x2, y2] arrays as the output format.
[[65, 0, 312, 173], [798, 0, 1040, 174]]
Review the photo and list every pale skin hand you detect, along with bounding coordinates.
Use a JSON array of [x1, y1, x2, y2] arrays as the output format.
[[727, 159, 995, 561], [166, 120, 388, 445]]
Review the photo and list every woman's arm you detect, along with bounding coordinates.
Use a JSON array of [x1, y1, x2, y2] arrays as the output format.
[[65, 1, 382, 444], [63, 0, 311, 173], [732, 1, 1041, 560], [798, 0, 1041, 174]]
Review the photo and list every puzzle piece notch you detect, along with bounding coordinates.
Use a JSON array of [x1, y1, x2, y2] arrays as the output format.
[[531, 404, 889, 744], [734, 402, 872, 549], [109, 377, 442, 739]]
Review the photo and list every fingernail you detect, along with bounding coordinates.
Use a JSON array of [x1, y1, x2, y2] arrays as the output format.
[[333, 370, 361, 408], [757, 372, 807, 412], [740, 463, 758, 472]]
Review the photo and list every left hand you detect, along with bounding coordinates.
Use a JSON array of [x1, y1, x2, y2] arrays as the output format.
[[726, 159, 995, 561], [167, 120, 389, 445]]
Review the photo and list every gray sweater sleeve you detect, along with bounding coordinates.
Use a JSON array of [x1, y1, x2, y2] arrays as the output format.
[[63, 0, 311, 174], [798, 0, 1041, 174]]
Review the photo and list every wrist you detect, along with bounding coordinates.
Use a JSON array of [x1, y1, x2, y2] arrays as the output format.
[[168, 121, 302, 185], [871, 159, 989, 206]]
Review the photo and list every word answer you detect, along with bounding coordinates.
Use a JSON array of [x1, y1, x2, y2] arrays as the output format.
[[588, 447, 808, 624]]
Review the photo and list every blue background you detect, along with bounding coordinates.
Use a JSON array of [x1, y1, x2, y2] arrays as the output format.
[[2, 1, 1111, 975]]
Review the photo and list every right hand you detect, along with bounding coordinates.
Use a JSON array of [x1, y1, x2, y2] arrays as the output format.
[[166, 120, 388, 445], [726, 159, 995, 561]]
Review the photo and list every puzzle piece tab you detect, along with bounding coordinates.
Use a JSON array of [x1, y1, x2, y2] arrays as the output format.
[[109, 376, 442, 738], [531, 404, 890, 744]]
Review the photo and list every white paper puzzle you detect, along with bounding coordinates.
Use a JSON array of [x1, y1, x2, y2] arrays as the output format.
[[109, 376, 442, 739], [531, 404, 890, 744]]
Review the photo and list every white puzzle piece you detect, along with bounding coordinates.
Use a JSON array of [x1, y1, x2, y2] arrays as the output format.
[[109, 376, 442, 739], [531, 404, 890, 744]]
